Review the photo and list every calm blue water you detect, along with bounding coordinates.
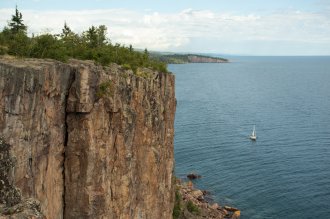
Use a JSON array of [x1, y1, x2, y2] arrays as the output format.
[[169, 56, 330, 219]]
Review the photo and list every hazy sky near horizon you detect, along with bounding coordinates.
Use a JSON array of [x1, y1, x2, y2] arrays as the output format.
[[1, 0, 330, 55]]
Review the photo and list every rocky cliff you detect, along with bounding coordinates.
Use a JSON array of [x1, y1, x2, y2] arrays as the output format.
[[0, 57, 176, 219]]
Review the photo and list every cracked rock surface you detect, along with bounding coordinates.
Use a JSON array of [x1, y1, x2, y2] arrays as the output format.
[[0, 57, 176, 219]]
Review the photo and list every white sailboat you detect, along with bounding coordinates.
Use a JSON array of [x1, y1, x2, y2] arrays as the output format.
[[250, 125, 257, 140]]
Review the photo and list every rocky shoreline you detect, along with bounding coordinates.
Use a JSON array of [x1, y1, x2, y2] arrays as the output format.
[[174, 178, 240, 219]]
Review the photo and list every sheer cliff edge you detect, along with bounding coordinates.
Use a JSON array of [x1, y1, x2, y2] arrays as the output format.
[[0, 57, 176, 219]]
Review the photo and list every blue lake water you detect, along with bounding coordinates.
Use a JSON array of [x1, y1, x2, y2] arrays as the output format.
[[169, 56, 330, 219]]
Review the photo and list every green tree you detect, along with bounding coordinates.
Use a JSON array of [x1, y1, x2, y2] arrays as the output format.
[[8, 6, 27, 34], [83, 25, 108, 48], [60, 22, 82, 57], [96, 25, 108, 46], [0, 31, 9, 55], [0, 27, 11, 45], [8, 30, 30, 56], [61, 22, 72, 38], [30, 34, 67, 61], [0, 9, 168, 72], [84, 26, 98, 48], [143, 48, 149, 66]]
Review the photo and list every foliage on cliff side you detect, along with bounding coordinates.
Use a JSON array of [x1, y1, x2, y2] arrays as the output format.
[[173, 185, 201, 219], [0, 7, 168, 73]]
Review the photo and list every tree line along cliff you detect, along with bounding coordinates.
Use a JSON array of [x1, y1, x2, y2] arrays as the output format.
[[0, 6, 168, 74]]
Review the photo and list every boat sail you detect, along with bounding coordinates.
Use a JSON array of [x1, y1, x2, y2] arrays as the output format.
[[250, 125, 257, 140]]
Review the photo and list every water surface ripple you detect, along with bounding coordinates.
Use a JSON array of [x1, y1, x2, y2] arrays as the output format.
[[169, 56, 330, 219]]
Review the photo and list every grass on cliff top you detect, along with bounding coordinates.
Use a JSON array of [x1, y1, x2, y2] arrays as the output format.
[[0, 6, 168, 74]]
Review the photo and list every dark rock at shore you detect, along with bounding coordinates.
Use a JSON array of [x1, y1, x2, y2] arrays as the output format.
[[202, 190, 211, 195], [187, 173, 202, 180], [224, 206, 239, 212]]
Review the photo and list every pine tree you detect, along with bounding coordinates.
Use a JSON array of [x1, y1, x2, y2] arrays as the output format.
[[61, 22, 72, 38], [96, 25, 107, 46], [85, 26, 98, 48], [8, 6, 27, 34]]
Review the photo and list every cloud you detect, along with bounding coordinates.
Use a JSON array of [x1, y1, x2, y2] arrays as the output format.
[[0, 7, 330, 54]]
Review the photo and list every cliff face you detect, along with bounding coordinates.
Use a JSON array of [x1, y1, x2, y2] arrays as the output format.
[[0, 58, 176, 219], [0, 59, 72, 218]]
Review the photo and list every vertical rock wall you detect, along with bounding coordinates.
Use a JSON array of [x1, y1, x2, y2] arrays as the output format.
[[0, 60, 73, 218], [0, 58, 176, 219]]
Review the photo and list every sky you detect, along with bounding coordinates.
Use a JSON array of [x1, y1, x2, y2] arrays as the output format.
[[1, 0, 330, 55]]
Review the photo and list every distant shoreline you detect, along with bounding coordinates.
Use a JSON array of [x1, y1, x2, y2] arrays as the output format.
[[151, 53, 229, 64]]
